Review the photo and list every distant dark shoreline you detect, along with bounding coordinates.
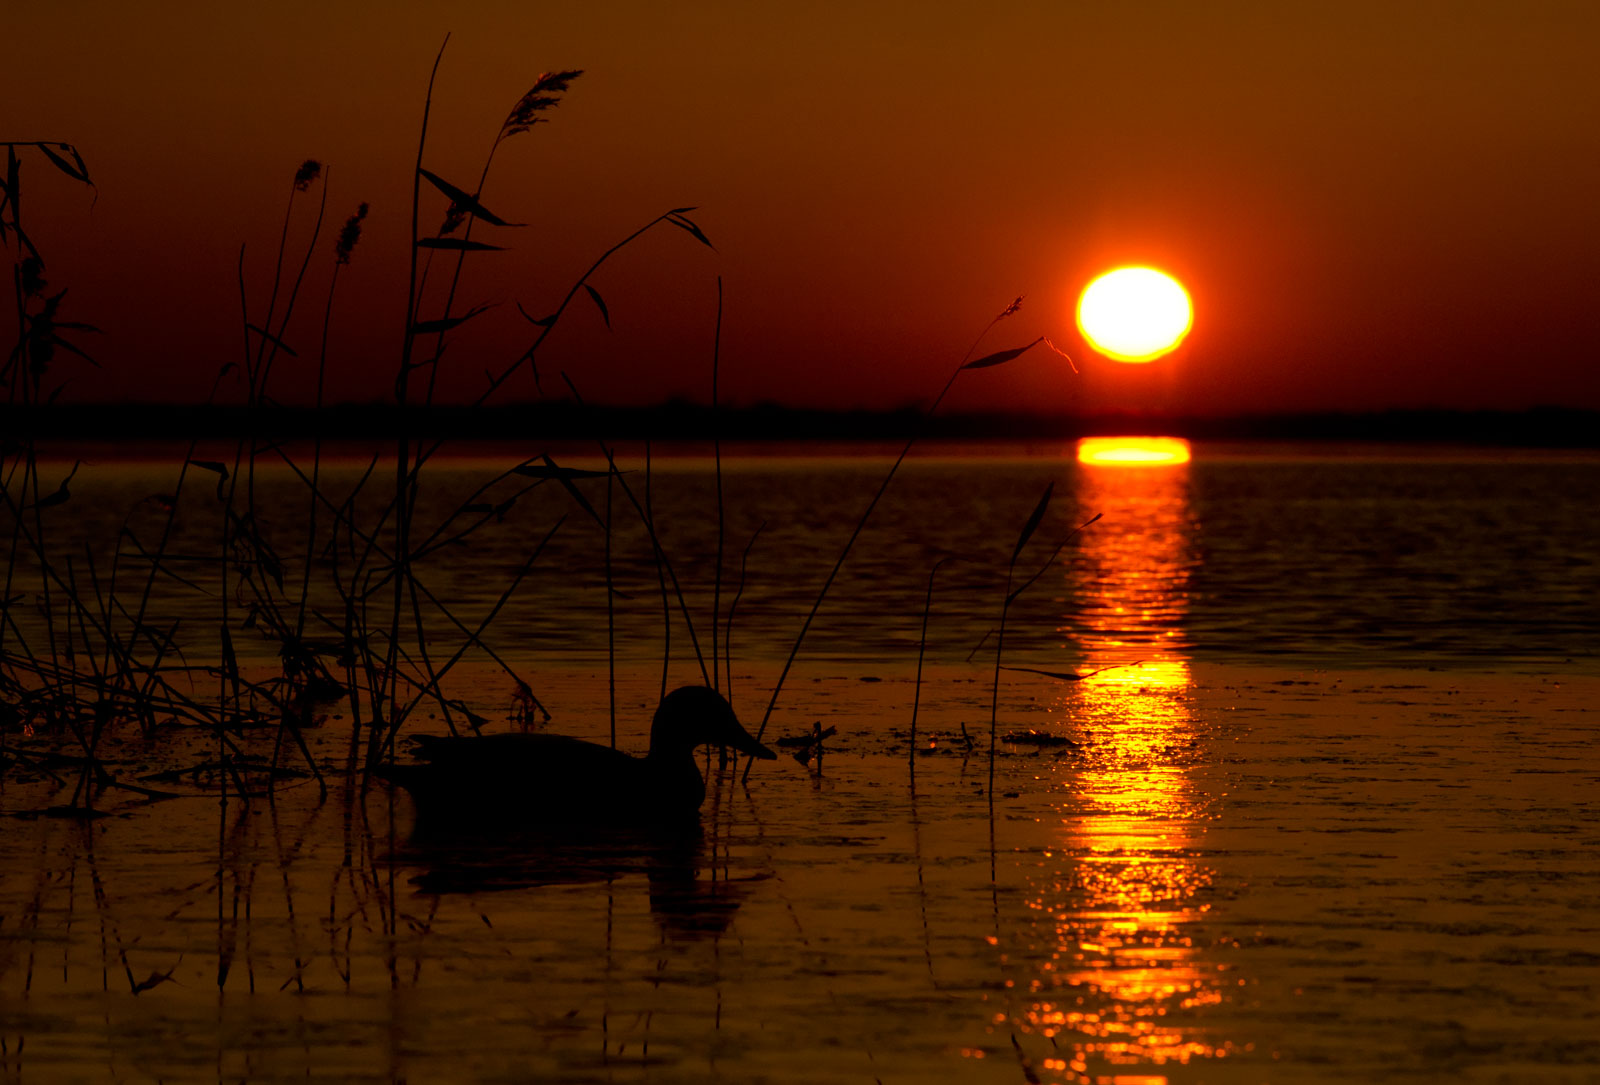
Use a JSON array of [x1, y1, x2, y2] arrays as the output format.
[[4, 403, 1596, 447]]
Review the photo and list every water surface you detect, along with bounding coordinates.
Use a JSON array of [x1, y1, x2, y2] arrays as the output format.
[[3, 441, 1597, 1082]]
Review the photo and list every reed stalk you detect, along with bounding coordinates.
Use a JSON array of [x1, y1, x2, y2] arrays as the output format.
[[743, 299, 1048, 781], [723, 523, 765, 708], [711, 276, 725, 692], [987, 506, 1102, 805], [647, 440, 670, 702], [382, 38, 452, 767], [605, 469, 615, 748], [909, 558, 946, 778]]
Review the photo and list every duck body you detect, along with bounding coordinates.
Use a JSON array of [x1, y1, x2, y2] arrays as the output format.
[[376, 686, 773, 828]]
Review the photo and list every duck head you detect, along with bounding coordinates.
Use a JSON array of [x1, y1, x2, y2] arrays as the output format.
[[649, 686, 776, 762]]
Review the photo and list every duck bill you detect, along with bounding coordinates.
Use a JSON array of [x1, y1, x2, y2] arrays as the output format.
[[728, 721, 776, 760]]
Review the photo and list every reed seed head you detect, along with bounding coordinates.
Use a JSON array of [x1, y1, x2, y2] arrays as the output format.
[[293, 159, 323, 191], [500, 69, 584, 141], [335, 202, 369, 264]]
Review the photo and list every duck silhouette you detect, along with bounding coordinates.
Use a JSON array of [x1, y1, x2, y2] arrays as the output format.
[[375, 685, 775, 827]]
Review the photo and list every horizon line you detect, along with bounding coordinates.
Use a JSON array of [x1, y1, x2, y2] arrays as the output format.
[[4, 403, 1596, 447]]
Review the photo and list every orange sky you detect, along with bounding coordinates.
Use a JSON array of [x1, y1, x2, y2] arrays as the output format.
[[6, 1, 1598, 414]]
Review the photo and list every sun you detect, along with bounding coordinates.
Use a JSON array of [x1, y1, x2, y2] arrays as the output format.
[[1076, 267, 1192, 363]]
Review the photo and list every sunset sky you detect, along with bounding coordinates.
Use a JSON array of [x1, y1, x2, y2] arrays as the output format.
[[6, 1, 1597, 415]]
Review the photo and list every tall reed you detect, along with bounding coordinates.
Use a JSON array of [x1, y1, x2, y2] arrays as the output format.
[[986, 504, 1102, 805], [3, 52, 1084, 824], [743, 299, 1062, 779]]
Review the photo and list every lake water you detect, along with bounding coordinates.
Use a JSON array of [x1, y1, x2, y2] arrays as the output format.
[[13, 439, 1600, 673], [2, 440, 1597, 1082]]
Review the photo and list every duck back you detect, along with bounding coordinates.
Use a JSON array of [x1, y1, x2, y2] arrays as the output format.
[[377, 732, 705, 828]]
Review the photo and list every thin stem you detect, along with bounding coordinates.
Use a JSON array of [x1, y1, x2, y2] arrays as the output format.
[[296, 260, 343, 645], [910, 558, 947, 779], [647, 441, 669, 703], [741, 357, 970, 780], [723, 522, 765, 709], [605, 468, 615, 748], [988, 565, 1014, 811], [711, 276, 724, 692], [384, 34, 450, 745]]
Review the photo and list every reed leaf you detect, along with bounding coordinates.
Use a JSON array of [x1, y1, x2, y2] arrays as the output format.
[[115, 530, 210, 595], [245, 323, 298, 357], [35, 142, 90, 184], [515, 301, 557, 327], [1006, 511, 1102, 605], [964, 336, 1044, 370], [534, 455, 604, 528], [582, 284, 610, 328], [131, 968, 178, 994], [666, 213, 715, 250], [42, 334, 98, 368], [31, 461, 81, 511], [4, 215, 39, 260], [416, 169, 519, 227], [34, 483, 73, 510], [999, 665, 1087, 681], [510, 463, 610, 480], [1010, 481, 1052, 564], [416, 238, 505, 251], [411, 302, 494, 335], [189, 459, 229, 499], [62, 143, 92, 183], [1001, 661, 1141, 682]]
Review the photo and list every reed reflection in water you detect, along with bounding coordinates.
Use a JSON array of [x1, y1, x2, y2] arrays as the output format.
[[1012, 439, 1235, 1079]]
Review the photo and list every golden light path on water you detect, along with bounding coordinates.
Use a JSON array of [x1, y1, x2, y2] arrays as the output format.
[[1076, 437, 1192, 467], [1004, 437, 1240, 1081]]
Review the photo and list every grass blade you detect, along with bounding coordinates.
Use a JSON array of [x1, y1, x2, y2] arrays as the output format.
[[416, 238, 505, 251], [964, 336, 1044, 370], [666, 213, 715, 250], [416, 168, 520, 227], [411, 302, 494, 335], [35, 142, 90, 184], [1010, 482, 1052, 565], [245, 323, 298, 357], [582, 284, 610, 328], [515, 301, 557, 327], [538, 454, 605, 528], [510, 463, 609, 480]]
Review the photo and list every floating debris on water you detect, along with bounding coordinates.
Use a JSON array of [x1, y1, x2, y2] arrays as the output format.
[[1000, 730, 1080, 748]]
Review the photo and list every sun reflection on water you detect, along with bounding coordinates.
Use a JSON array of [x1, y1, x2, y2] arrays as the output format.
[[1006, 440, 1238, 1079]]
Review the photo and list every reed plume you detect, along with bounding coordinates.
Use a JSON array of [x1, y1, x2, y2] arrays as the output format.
[[335, 202, 369, 264], [499, 70, 585, 142], [293, 160, 323, 191]]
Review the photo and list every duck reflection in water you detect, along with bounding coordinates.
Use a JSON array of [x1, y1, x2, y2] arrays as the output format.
[[376, 685, 776, 937]]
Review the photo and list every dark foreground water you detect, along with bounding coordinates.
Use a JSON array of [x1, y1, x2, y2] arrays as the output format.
[[3, 666, 1597, 1084], [2, 441, 1598, 1082]]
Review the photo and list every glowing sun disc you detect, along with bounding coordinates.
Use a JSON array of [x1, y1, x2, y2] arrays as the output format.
[[1077, 267, 1192, 362], [1076, 436, 1192, 466]]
